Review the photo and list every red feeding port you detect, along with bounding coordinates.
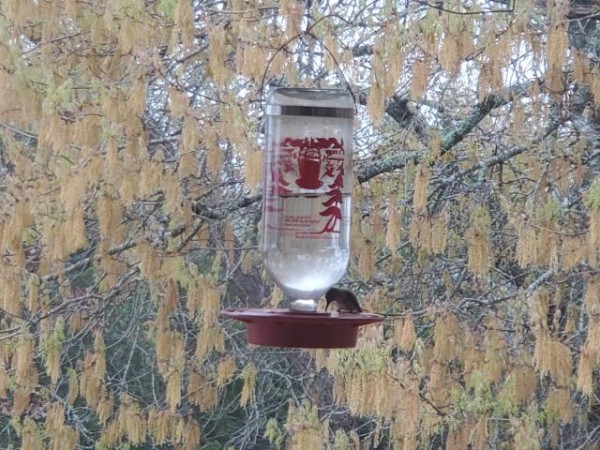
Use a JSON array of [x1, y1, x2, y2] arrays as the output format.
[[221, 308, 385, 349]]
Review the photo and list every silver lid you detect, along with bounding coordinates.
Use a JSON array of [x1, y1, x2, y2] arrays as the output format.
[[266, 104, 354, 118], [266, 88, 355, 118]]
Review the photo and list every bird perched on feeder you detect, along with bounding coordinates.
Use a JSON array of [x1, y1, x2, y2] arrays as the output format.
[[325, 287, 362, 313]]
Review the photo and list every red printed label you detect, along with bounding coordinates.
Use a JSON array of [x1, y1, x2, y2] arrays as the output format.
[[265, 137, 347, 237]]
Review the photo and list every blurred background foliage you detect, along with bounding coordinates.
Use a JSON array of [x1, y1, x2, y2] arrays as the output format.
[[1, 0, 600, 448]]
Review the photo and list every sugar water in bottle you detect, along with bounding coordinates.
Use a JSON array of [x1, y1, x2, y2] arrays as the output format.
[[261, 88, 355, 311]]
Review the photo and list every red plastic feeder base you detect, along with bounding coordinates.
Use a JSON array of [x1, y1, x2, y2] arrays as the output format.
[[221, 308, 385, 349]]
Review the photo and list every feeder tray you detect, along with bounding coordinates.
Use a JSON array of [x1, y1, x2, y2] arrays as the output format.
[[221, 308, 385, 349]]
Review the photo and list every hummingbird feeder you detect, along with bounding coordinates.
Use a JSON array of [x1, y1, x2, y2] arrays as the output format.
[[221, 88, 384, 349]]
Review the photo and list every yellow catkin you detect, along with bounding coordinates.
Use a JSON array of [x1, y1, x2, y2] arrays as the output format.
[[119, 169, 138, 206], [433, 313, 460, 362], [536, 230, 559, 268], [45, 402, 65, 438], [208, 25, 228, 87], [358, 242, 375, 280], [394, 317, 417, 351], [139, 241, 162, 280], [179, 147, 198, 185], [21, 419, 44, 450], [392, 387, 420, 446], [582, 319, 600, 381], [385, 208, 402, 252], [408, 214, 421, 249], [241, 45, 266, 81], [588, 211, 600, 266], [81, 353, 99, 410], [96, 394, 113, 425], [67, 370, 79, 406], [162, 170, 181, 215], [431, 209, 448, 253], [590, 278, 600, 320], [164, 279, 179, 315], [139, 160, 163, 197], [2, 274, 21, 318], [194, 324, 224, 361], [217, 355, 237, 387], [155, 325, 171, 376], [181, 115, 200, 164], [147, 408, 160, 444], [60, 172, 86, 216], [0, 359, 7, 399], [241, 247, 254, 274], [224, 221, 235, 264], [127, 72, 147, 117], [244, 150, 263, 190], [546, 25, 567, 94], [367, 82, 385, 124], [512, 364, 537, 406], [240, 363, 257, 407], [98, 193, 123, 242], [104, 137, 121, 181], [186, 278, 200, 319], [447, 422, 469, 450], [412, 164, 429, 213], [562, 235, 586, 268], [205, 128, 223, 175], [45, 340, 62, 385], [12, 388, 32, 417], [589, 68, 600, 104], [383, 29, 405, 96], [535, 333, 573, 387], [15, 332, 35, 388], [428, 361, 451, 406], [94, 331, 106, 381], [576, 350, 594, 395], [173, 417, 186, 443], [377, 375, 396, 418], [118, 395, 146, 445], [482, 325, 506, 384], [573, 51, 590, 84], [188, 371, 219, 412], [440, 33, 460, 74], [545, 387, 573, 423], [410, 58, 429, 99], [99, 420, 121, 447], [66, 206, 88, 253], [170, 331, 185, 372], [174, 0, 194, 46], [166, 369, 182, 413], [467, 206, 493, 276]]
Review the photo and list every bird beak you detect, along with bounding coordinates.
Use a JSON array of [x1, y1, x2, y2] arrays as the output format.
[[325, 301, 330, 311]]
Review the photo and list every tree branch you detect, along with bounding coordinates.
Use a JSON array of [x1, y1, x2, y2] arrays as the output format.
[[356, 81, 536, 183], [525, 270, 553, 297], [439, 82, 533, 152], [358, 92, 427, 138], [357, 149, 425, 183], [435, 117, 562, 187]]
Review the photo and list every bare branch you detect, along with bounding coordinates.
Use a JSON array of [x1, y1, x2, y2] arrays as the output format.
[[525, 270, 554, 297], [357, 81, 537, 183], [439, 81, 534, 152]]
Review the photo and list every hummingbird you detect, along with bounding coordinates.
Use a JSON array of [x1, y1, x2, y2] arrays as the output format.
[[325, 287, 362, 313]]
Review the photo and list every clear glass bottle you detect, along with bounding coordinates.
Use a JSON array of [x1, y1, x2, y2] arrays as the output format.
[[262, 88, 354, 311]]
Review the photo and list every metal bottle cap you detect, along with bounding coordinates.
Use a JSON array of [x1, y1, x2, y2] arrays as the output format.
[[266, 105, 354, 118], [266, 88, 355, 119]]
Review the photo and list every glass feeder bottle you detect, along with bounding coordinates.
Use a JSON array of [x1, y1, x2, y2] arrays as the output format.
[[261, 88, 355, 311]]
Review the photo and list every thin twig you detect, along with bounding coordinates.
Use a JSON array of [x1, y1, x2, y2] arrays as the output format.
[[411, 0, 514, 15]]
